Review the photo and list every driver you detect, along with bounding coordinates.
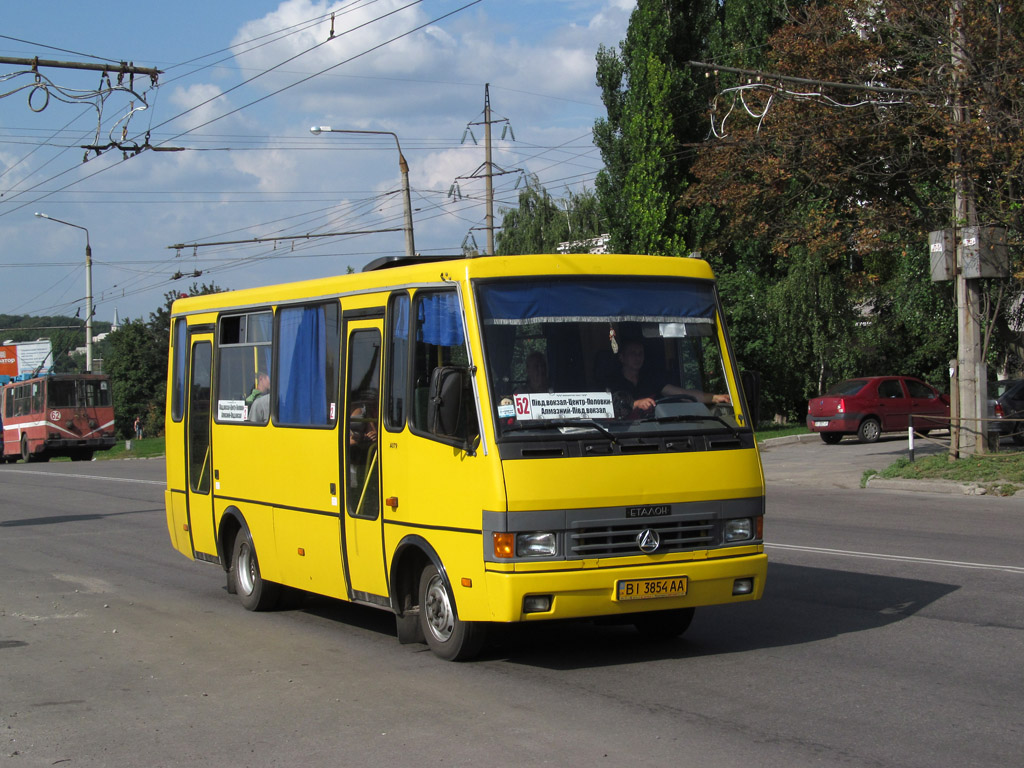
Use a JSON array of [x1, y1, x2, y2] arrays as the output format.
[[606, 339, 730, 414]]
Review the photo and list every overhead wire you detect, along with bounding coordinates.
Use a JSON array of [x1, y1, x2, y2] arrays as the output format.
[[3, 0, 611, 316]]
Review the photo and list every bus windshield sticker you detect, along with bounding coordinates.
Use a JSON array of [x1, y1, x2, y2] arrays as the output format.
[[513, 392, 614, 420], [218, 399, 246, 421]]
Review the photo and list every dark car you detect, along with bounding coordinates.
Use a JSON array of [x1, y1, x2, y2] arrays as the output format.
[[807, 376, 950, 444], [988, 379, 1024, 445]]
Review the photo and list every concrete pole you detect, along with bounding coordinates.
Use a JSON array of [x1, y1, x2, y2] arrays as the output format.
[[309, 127, 415, 259], [35, 213, 93, 372], [951, 0, 985, 455]]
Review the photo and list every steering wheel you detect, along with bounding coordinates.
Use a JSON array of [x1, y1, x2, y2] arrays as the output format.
[[654, 393, 698, 404], [611, 391, 634, 419]]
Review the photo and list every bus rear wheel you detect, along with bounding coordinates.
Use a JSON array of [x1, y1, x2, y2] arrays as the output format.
[[418, 564, 485, 661], [231, 529, 280, 611]]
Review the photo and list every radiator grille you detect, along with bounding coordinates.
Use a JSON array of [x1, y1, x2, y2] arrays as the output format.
[[568, 519, 715, 558]]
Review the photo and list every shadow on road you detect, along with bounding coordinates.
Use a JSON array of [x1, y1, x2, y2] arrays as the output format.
[[486, 562, 957, 669], [272, 562, 958, 669], [0, 507, 164, 527]]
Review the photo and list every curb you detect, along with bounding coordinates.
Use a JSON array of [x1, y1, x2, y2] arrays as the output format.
[[758, 433, 821, 448], [864, 476, 983, 495]]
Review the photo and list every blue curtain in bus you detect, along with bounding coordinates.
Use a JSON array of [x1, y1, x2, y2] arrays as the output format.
[[476, 279, 717, 324], [393, 294, 409, 340], [172, 320, 187, 421], [416, 292, 463, 346], [277, 306, 327, 425]]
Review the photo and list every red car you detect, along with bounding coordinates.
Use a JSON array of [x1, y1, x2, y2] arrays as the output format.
[[806, 376, 950, 444]]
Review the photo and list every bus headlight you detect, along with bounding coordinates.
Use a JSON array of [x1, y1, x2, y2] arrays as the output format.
[[516, 532, 557, 557], [724, 518, 753, 543]]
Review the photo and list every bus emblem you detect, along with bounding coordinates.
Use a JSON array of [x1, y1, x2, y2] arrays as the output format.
[[50, 410, 61, 421], [637, 529, 660, 553], [627, 505, 671, 518]]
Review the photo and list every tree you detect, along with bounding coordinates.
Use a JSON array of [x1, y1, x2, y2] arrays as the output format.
[[100, 282, 226, 438], [495, 177, 602, 255], [103, 319, 166, 438], [592, 0, 801, 417], [594, 0, 722, 256], [678, 0, 1024, 418]]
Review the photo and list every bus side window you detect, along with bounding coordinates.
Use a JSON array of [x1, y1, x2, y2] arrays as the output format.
[[410, 290, 477, 442], [171, 318, 187, 422], [276, 302, 340, 427], [217, 310, 273, 424], [385, 293, 410, 430]]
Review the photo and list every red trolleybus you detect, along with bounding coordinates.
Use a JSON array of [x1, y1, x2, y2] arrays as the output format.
[[1, 373, 117, 462]]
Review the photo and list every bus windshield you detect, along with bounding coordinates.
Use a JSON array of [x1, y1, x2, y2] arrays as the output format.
[[48, 378, 112, 408], [475, 277, 741, 439]]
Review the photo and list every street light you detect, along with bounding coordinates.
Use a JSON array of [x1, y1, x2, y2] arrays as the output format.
[[34, 212, 94, 372], [310, 126, 416, 259]]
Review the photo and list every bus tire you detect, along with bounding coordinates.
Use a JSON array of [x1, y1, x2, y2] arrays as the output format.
[[633, 607, 695, 640], [20, 435, 30, 462], [418, 564, 485, 661], [231, 529, 280, 611]]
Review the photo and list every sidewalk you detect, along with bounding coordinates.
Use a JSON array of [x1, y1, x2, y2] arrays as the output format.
[[758, 432, 1016, 496]]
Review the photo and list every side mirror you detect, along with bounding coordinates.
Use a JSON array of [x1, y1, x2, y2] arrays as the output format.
[[740, 370, 761, 428], [428, 366, 464, 437]]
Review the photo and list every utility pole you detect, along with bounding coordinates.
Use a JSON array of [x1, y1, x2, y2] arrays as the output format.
[[34, 213, 93, 373], [951, 0, 986, 454], [309, 127, 415, 259], [484, 85, 495, 256], [453, 84, 521, 256]]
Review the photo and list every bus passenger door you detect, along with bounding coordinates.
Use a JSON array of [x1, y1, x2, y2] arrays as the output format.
[[342, 318, 389, 602], [185, 334, 218, 560]]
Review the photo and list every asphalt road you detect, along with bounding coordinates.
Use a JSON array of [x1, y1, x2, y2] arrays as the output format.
[[1, 447, 1021, 768]]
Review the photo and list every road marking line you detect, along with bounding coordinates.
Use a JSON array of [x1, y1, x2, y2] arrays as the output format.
[[0, 468, 163, 486], [767, 543, 1024, 574]]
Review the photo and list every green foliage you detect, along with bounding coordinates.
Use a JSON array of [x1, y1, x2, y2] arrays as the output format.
[[103, 319, 167, 438], [594, 0, 722, 256], [4, 283, 226, 439], [593, 0, 1024, 418], [495, 177, 603, 255], [0, 315, 111, 374]]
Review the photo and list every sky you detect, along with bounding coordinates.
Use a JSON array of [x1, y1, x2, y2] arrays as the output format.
[[0, 0, 635, 329]]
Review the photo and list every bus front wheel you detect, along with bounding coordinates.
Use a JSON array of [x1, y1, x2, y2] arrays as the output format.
[[418, 564, 485, 661], [231, 530, 280, 611]]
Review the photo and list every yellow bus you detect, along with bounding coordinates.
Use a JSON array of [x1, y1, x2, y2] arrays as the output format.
[[164, 253, 766, 660]]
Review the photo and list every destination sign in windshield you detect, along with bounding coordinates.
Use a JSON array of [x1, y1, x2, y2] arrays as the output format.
[[510, 392, 615, 420]]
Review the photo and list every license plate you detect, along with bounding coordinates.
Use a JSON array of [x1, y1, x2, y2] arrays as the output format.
[[616, 576, 688, 601], [814, 420, 828, 427]]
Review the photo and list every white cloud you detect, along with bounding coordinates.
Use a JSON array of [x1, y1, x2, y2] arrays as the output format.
[[0, 0, 631, 321], [166, 83, 236, 135]]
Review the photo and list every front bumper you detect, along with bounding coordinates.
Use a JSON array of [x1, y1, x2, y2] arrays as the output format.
[[482, 551, 767, 623], [44, 436, 117, 450]]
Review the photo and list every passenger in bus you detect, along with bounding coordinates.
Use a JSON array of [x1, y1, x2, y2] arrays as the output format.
[[606, 339, 730, 415], [348, 403, 377, 447], [247, 371, 271, 423], [347, 402, 379, 515], [515, 351, 551, 394]]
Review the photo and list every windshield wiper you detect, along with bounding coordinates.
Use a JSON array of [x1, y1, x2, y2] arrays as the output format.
[[639, 413, 740, 437], [504, 418, 618, 442]]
